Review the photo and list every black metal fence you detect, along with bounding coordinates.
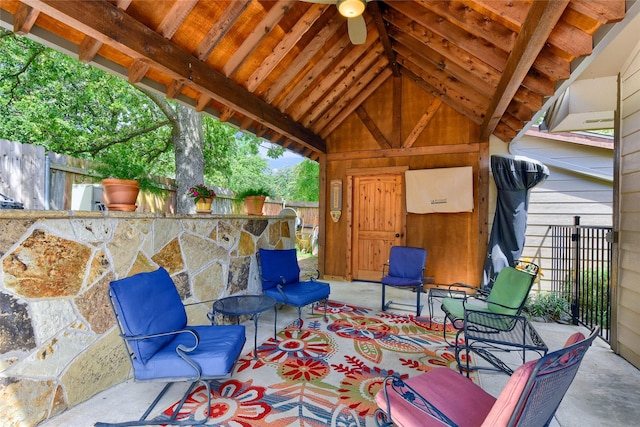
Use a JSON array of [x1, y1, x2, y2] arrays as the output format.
[[550, 216, 612, 342]]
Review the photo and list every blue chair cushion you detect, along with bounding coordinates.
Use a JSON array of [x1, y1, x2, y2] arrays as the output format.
[[131, 325, 246, 380], [381, 276, 422, 287], [110, 268, 187, 364], [259, 248, 300, 290], [264, 280, 330, 307], [387, 246, 426, 279]]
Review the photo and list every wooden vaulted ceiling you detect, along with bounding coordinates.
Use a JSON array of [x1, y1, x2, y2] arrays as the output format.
[[0, 0, 626, 160]]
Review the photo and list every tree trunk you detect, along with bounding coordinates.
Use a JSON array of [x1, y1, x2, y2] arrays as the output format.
[[173, 105, 205, 214]]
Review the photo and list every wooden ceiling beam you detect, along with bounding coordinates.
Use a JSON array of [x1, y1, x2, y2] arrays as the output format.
[[156, 0, 198, 39], [392, 36, 494, 99], [264, 10, 343, 104], [319, 68, 392, 138], [20, 0, 326, 153], [403, 99, 443, 149], [547, 21, 593, 58], [301, 44, 388, 128], [218, 106, 235, 122], [400, 64, 484, 125], [386, 1, 508, 72], [392, 76, 402, 147], [368, 0, 399, 77], [13, 3, 39, 35], [386, 15, 500, 93], [127, 59, 149, 83], [532, 48, 571, 81], [194, 1, 251, 61], [246, 3, 327, 92], [480, 0, 570, 141], [317, 57, 390, 128], [356, 106, 392, 149], [569, 0, 626, 24], [222, 0, 297, 77], [395, 50, 490, 115], [277, 28, 353, 112], [78, 35, 102, 63], [461, 0, 530, 33], [325, 142, 480, 162], [289, 23, 379, 120], [195, 94, 211, 112], [166, 79, 185, 99], [416, 0, 517, 54]]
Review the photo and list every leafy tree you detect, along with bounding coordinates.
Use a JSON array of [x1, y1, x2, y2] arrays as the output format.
[[0, 30, 289, 212], [290, 159, 320, 201]]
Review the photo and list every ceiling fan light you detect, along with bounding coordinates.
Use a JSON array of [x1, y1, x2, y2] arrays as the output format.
[[337, 0, 366, 18]]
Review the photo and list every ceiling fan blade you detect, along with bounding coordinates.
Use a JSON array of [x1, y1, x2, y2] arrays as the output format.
[[347, 15, 366, 45]]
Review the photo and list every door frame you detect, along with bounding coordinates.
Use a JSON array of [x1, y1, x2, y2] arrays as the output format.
[[346, 166, 408, 281]]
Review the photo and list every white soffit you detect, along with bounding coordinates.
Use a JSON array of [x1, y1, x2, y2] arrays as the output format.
[[545, 76, 617, 132]]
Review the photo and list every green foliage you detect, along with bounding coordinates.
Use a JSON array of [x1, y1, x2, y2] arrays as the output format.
[[91, 147, 164, 194], [524, 292, 571, 322], [235, 186, 273, 199], [563, 268, 610, 328], [290, 159, 319, 201], [0, 31, 300, 202]]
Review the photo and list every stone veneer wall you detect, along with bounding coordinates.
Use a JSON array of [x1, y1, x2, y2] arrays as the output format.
[[0, 210, 295, 426]]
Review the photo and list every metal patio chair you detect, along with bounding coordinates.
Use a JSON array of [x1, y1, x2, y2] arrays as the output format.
[[259, 248, 330, 329], [439, 261, 539, 345], [381, 246, 427, 316], [375, 327, 599, 427], [95, 267, 246, 427]]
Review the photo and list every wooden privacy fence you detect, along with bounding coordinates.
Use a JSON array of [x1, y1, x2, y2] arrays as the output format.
[[0, 138, 177, 211], [1, 140, 319, 219]]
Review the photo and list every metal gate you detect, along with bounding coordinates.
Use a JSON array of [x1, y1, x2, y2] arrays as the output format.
[[550, 216, 612, 342]]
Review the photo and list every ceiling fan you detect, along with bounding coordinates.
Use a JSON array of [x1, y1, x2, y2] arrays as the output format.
[[301, 0, 372, 45]]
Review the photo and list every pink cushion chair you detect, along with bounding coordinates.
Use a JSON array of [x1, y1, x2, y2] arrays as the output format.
[[374, 328, 598, 427]]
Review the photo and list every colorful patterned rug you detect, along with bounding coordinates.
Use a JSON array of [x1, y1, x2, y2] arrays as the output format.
[[160, 300, 476, 426]]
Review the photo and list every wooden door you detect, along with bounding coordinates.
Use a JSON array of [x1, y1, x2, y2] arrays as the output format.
[[351, 173, 405, 281]]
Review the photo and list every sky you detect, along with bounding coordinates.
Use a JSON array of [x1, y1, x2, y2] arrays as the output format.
[[260, 144, 304, 171]]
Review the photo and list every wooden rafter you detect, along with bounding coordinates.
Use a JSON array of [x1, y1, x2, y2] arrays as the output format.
[[356, 106, 392, 149], [222, 0, 297, 77], [403, 99, 442, 148], [245, 3, 327, 92], [194, 1, 251, 61], [480, 0, 570, 140], [156, 0, 198, 39], [13, 3, 39, 34]]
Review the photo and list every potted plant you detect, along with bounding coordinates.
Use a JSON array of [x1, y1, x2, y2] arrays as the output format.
[[188, 184, 216, 213], [92, 151, 162, 212], [236, 187, 272, 215]]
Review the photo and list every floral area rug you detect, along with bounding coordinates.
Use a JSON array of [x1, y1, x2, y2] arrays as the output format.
[[160, 301, 476, 426]]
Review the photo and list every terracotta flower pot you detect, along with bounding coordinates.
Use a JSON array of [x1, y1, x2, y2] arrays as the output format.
[[195, 197, 213, 214], [244, 195, 266, 215], [102, 178, 139, 211]]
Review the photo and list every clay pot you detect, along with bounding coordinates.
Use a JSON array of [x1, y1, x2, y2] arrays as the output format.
[[244, 195, 266, 215], [102, 178, 139, 211]]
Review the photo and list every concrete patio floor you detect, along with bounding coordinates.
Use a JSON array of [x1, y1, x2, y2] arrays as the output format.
[[41, 280, 640, 427]]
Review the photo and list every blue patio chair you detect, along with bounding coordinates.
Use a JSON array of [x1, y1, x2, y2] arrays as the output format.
[[381, 246, 427, 316], [259, 248, 330, 329], [96, 267, 246, 427]]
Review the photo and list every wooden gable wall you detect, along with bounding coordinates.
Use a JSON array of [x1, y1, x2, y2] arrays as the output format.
[[321, 75, 488, 285]]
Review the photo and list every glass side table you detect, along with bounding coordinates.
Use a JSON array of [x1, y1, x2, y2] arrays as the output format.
[[210, 295, 277, 359]]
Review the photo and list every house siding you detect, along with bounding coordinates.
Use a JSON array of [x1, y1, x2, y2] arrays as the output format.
[[619, 40, 640, 369]]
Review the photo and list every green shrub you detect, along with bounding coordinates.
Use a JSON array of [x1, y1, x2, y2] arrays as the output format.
[[563, 268, 610, 328], [524, 292, 571, 322]]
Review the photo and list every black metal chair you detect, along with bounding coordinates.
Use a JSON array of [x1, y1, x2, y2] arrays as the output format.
[[381, 246, 427, 316], [96, 267, 246, 427]]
